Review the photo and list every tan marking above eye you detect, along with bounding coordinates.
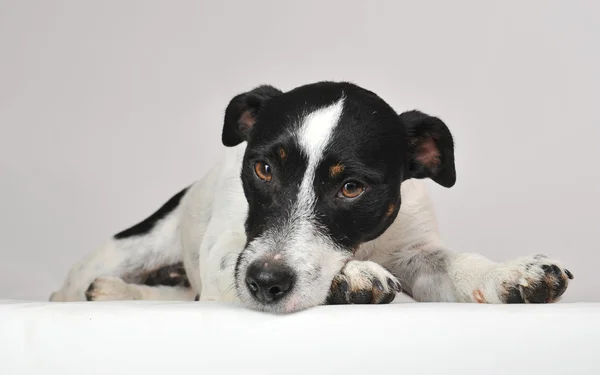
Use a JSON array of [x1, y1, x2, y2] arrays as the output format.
[[385, 204, 396, 217], [340, 181, 364, 199], [278, 147, 286, 159], [329, 163, 345, 177], [254, 161, 272, 181]]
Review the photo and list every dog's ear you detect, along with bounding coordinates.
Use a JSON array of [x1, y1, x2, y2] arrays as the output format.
[[400, 110, 456, 188], [222, 85, 283, 147]]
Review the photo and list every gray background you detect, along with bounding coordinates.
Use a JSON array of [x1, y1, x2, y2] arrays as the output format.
[[1, 0, 598, 302]]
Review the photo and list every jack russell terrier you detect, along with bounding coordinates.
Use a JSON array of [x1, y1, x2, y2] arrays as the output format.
[[50, 81, 573, 313]]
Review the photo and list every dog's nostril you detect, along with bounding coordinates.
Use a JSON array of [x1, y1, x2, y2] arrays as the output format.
[[269, 286, 282, 295], [248, 280, 258, 292]]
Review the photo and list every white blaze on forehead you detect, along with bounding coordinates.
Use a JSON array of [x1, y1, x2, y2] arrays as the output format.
[[296, 97, 345, 212], [298, 97, 345, 163]]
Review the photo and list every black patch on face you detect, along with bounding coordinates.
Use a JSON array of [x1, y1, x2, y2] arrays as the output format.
[[240, 82, 408, 251], [312, 94, 407, 247], [114, 186, 189, 239], [241, 138, 309, 243]]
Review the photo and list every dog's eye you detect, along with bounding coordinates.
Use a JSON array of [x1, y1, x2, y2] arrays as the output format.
[[339, 181, 365, 199], [254, 161, 272, 182]]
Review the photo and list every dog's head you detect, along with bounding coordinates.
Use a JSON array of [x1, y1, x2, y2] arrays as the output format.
[[223, 82, 455, 313]]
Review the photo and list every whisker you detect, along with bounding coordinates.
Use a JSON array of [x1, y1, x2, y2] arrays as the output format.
[[220, 283, 237, 302], [207, 262, 237, 278]]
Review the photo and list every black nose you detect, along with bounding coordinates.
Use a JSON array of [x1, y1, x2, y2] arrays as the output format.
[[245, 260, 295, 304]]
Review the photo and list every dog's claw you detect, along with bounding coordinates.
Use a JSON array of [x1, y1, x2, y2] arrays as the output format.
[[565, 269, 574, 280], [387, 278, 402, 293]]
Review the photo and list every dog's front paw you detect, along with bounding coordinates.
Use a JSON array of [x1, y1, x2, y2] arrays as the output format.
[[326, 260, 402, 305], [482, 255, 574, 304], [85, 276, 140, 301]]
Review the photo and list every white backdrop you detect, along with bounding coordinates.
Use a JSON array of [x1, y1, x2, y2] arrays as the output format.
[[1, 0, 598, 302]]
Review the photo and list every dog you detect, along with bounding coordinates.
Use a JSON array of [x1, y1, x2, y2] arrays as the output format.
[[50, 81, 573, 313]]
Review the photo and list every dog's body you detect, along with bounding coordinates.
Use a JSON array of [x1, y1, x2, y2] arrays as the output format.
[[50, 82, 572, 313]]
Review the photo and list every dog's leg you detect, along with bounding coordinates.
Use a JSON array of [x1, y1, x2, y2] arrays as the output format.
[[361, 180, 574, 304], [84, 276, 196, 301], [85, 261, 196, 301], [49, 188, 189, 302], [50, 236, 184, 302], [385, 244, 574, 304]]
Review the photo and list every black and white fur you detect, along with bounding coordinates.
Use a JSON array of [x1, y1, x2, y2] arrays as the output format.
[[50, 81, 573, 313]]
